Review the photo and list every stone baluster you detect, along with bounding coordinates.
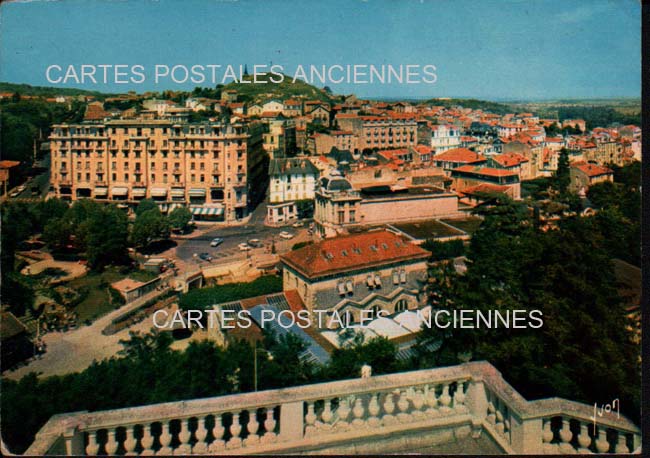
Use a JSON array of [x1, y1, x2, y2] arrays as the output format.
[[614, 432, 630, 453], [105, 429, 119, 456], [439, 384, 452, 414], [594, 427, 610, 454], [495, 410, 505, 434], [487, 401, 496, 424], [227, 413, 242, 449], [352, 397, 365, 426], [541, 419, 557, 453], [576, 422, 592, 453], [336, 397, 351, 430], [382, 392, 396, 426], [305, 402, 317, 426], [557, 418, 575, 454], [396, 390, 411, 422], [85, 430, 100, 456], [453, 381, 468, 413], [263, 407, 277, 442], [139, 424, 155, 456], [304, 401, 317, 436], [411, 388, 426, 420], [425, 384, 438, 415], [367, 394, 381, 426], [157, 421, 173, 455], [176, 418, 192, 454], [208, 414, 226, 452], [192, 417, 209, 454], [123, 425, 138, 456], [244, 409, 261, 446]]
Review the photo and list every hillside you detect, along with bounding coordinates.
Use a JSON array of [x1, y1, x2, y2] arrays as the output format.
[[220, 73, 333, 104], [0, 82, 115, 99], [421, 97, 514, 115]]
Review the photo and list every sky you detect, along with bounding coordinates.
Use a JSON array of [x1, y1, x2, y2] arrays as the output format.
[[0, 0, 641, 100]]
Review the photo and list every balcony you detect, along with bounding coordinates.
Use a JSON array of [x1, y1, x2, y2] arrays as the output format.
[[24, 361, 640, 456]]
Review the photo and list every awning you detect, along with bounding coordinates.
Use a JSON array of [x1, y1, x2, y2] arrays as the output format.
[[188, 188, 206, 197], [111, 187, 128, 196], [132, 187, 146, 197], [171, 188, 185, 198], [94, 187, 108, 197], [151, 187, 167, 197], [190, 206, 224, 216]]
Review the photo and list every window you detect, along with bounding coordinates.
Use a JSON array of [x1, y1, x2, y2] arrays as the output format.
[[395, 299, 408, 313]]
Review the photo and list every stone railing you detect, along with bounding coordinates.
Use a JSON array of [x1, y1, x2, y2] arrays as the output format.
[[24, 361, 640, 455]]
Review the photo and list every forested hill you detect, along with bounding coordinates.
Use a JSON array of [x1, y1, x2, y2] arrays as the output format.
[[218, 73, 334, 103], [0, 82, 115, 99], [420, 98, 514, 115]]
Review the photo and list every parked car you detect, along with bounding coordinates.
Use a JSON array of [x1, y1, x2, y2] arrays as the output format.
[[279, 231, 294, 240], [210, 237, 224, 247], [198, 252, 213, 261], [238, 242, 251, 251], [247, 238, 262, 248], [9, 190, 20, 198], [292, 221, 304, 228]]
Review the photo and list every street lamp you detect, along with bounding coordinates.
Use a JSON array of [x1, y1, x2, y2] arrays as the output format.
[[253, 340, 274, 392]]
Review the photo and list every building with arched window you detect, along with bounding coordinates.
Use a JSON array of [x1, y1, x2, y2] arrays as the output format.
[[280, 229, 430, 329]]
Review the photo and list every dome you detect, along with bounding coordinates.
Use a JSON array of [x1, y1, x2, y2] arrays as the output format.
[[327, 178, 352, 192]]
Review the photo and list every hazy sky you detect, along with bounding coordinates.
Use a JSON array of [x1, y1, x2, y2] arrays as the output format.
[[0, 0, 641, 100]]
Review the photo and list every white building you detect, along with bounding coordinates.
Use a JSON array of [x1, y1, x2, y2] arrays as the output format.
[[430, 124, 461, 153], [267, 157, 319, 225]]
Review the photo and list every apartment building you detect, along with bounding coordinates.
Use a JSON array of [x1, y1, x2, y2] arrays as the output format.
[[49, 120, 266, 222], [280, 229, 430, 327], [336, 114, 418, 151], [267, 157, 319, 225]]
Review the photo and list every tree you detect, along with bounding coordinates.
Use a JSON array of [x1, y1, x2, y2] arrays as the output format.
[[131, 208, 170, 248], [327, 336, 401, 380], [42, 217, 73, 250], [134, 198, 158, 217], [414, 197, 640, 423], [167, 206, 193, 232], [86, 205, 130, 269], [554, 148, 570, 194]]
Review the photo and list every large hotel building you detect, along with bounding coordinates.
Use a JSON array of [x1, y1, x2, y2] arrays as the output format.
[[49, 120, 266, 222]]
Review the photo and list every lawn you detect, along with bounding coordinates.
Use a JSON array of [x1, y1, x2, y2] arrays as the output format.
[[65, 267, 156, 323]]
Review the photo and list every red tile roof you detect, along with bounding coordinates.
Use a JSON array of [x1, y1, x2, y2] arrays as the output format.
[[453, 165, 519, 177], [434, 148, 485, 163], [491, 153, 529, 167], [572, 162, 613, 177], [280, 229, 429, 279], [461, 183, 510, 195]]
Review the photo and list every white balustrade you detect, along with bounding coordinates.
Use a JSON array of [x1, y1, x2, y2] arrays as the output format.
[[24, 362, 640, 456]]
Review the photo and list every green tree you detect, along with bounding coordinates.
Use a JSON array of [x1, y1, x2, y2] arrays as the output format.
[[85, 205, 130, 269], [134, 198, 158, 217], [131, 208, 170, 248], [327, 336, 400, 380], [167, 206, 193, 232], [554, 148, 571, 194]]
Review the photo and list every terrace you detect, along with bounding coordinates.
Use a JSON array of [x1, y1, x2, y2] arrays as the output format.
[[25, 361, 640, 455]]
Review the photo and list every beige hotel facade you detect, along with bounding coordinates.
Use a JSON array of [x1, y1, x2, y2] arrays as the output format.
[[49, 120, 266, 222]]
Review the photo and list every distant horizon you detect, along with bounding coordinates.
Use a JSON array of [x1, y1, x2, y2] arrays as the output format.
[[0, 0, 640, 100], [0, 80, 641, 106]]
